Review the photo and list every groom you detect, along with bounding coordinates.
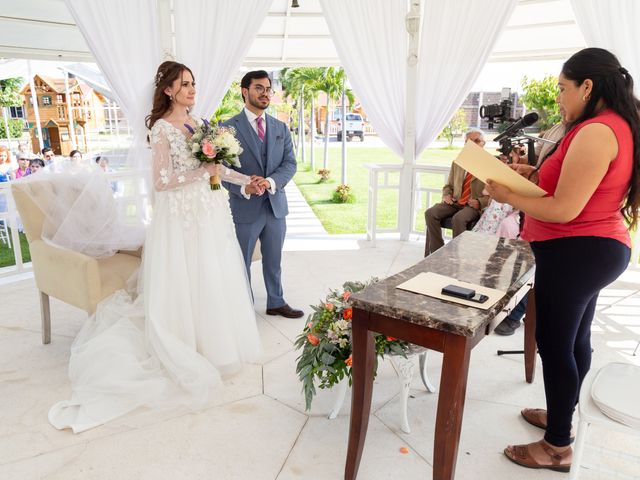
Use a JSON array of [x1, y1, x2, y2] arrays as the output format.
[[222, 70, 303, 319]]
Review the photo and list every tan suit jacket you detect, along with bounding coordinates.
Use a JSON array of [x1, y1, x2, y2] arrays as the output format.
[[443, 163, 489, 209]]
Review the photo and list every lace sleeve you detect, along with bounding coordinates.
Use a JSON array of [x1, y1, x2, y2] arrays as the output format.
[[219, 166, 250, 186], [150, 123, 209, 192]]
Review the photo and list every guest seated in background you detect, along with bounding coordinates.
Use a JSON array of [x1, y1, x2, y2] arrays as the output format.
[[95, 155, 119, 194], [41, 147, 55, 165], [69, 150, 83, 163], [424, 129, 490, 256], [11, 153, 30, 180], [15, 141, 33, 159], [0, 146, 12, 175], [29, 158, 45, 174]]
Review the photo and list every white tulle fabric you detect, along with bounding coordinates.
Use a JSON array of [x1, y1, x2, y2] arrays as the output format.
[[48, 119, 261, 433]]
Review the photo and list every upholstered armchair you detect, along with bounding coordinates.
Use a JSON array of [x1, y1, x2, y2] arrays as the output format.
[[11, 182, 142, 344]]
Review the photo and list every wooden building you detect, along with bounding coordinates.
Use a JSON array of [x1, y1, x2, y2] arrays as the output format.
[[21, 75, 107, 155]]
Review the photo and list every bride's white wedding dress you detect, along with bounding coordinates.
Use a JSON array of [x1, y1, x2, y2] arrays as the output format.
[[48, 119, 261, 433]]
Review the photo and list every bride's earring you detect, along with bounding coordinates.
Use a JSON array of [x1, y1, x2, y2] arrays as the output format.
[[168, 93, 173, 102]]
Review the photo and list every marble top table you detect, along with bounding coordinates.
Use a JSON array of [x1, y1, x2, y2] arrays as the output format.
[[344, 231, 536, 480]]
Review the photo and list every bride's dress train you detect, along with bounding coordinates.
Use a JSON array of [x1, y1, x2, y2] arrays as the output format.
[[49, 119, 261, 433]]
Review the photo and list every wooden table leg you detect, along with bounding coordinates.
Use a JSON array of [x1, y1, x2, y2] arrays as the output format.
[[433, 333, 472, 480], [524, 288, 537, 383], [344, 310, 376, 480]]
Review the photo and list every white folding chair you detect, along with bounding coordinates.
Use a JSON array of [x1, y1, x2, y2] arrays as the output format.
[[569, 362, 640, 479]]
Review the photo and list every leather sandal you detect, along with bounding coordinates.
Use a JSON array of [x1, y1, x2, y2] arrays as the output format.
[[504, 440, 572, 472], [521, 408, 575, 441], [521, 408, 547, 429]]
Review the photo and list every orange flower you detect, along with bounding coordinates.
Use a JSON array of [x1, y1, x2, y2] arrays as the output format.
[[345, 355, 353, 367], [325, 303, 334, 310], [343, 308, 353, 320], [342, 291, 351, 301], [386, 336, 397, 341], [307, 333, 320, 346]]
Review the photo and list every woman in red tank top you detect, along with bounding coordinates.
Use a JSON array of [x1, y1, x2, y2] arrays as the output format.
[[486, 48, 640, 472]]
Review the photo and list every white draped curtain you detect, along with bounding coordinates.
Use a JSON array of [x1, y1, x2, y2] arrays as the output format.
[[65, 0, 160, 151], [321, 0, 516, 158], [415, 0, 516, 153], [173, 0, 272, 120], [570, 0, 640, 96], [320, 0, 407, 156]]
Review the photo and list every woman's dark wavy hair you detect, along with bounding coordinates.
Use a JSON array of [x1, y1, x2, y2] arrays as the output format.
[[145, 61, 194, 131], [561, 47, 640, 230]]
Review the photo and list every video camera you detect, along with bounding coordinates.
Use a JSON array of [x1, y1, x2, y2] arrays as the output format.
[[479, 88, 513, 129]]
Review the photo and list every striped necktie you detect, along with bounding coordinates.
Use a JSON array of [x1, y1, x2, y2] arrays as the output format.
[[458, 173, 473, 205], [256, 116, 265, 141]]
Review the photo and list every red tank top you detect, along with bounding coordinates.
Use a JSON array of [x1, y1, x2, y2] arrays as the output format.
[[521, 110, 633, 247]]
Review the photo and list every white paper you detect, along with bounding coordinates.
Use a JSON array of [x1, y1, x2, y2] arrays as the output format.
[[395, 272, 506, 310], [453, 140, 547, 198]]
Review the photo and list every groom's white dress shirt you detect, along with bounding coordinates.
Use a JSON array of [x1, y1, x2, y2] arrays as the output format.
[[240, 107, 276, 199]]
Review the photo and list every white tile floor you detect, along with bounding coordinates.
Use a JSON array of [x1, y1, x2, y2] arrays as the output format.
[[1, 185, 639, 479]]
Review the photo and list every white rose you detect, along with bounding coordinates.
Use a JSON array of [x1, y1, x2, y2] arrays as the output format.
[[192, 143, 201, 153]]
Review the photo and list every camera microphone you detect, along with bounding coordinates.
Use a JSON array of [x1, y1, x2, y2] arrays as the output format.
[[493, 112, 539, 142]]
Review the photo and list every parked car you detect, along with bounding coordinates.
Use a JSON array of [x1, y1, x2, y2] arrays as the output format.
[[336, 113, 364, 142]]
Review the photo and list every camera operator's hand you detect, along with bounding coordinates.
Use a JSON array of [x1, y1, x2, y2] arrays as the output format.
[[443, 194, 455, 205], [468, 199, 480, 210], [510, 164, 539, 184], [510, 144, 528, 164]]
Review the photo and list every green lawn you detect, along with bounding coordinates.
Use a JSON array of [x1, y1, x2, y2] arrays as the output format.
[[293, 145, 460, 234], [0, 229, 31, 268]]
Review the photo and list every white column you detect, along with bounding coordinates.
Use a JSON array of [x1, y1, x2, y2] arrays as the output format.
[[157, 0, 175, 59], [398, 0, 421, 240], [27, 60, 44, 152], [299, 89, 305, 163], [2, 107, 13, 152], [477, 91, 484, 129], [341, 82, 347, 184], [63, 69, 78, 149], [310, 96, 315, 171], [114, 102, 120, 146]]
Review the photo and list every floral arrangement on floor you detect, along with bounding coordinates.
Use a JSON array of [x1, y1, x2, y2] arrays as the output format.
[[185, 119, 243, 190], [317, 168, 331, 182], [332, 183, 355, 203], [295, 279, 410, 410]]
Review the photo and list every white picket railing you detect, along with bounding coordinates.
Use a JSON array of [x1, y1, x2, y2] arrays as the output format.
[[364, 163, 450, 244]]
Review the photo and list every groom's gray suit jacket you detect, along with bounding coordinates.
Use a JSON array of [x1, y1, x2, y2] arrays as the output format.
[[222, 110, 297, 223]]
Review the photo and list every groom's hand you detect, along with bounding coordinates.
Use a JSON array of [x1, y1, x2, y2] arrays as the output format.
[[247, 176, 266, 196]]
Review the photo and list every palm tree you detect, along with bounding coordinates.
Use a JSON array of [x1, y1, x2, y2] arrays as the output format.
[[280, 67, 324, 171], [316, 68, 354, 170], [210, 81, 244, 124]]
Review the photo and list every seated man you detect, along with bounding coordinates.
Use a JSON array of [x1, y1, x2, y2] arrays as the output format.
[[424, 129, 489, 256]]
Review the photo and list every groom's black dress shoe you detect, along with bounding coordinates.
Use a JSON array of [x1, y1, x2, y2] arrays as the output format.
[[266, 304, 304, 319]]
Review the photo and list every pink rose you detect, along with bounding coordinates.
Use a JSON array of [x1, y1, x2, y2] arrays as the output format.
[[202, 140, 216, 159]]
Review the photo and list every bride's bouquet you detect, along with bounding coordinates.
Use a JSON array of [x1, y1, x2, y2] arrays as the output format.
[[185, 120, 243, 190]]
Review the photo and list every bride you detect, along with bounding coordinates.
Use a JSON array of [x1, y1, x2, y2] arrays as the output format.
[[48, 61, 262, 433]]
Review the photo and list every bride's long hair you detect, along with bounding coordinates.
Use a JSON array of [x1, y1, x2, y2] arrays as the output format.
[[145, 61, 195, 130]]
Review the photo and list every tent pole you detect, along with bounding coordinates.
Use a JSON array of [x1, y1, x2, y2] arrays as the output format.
[[398, 0, 422, 240]]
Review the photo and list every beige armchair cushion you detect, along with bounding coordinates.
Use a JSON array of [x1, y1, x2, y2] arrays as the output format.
[[11, 182, 142, 342]]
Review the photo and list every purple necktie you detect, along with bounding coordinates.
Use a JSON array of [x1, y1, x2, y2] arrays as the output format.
[[256, 116, 265, 141]]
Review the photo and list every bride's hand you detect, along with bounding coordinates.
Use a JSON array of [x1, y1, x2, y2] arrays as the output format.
[[204, 163, 223, 176]]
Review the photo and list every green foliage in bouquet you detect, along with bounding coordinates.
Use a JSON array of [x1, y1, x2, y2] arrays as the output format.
[[294, 279, 410, 410]]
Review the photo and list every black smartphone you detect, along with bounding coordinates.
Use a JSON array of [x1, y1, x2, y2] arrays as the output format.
[[442, 284, 489, 304], [441, 284, 475, 299]]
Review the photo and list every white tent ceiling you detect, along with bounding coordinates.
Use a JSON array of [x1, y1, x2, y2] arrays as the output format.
[[1, 0, 586, 68]]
